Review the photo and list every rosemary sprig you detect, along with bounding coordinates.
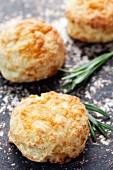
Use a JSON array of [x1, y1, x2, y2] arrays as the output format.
[[59, 51, 113, 93], [83, 102, 113, 142]]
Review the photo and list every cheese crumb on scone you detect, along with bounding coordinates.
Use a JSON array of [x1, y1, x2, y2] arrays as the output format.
[[66, 0, 113, 43], [9, 91, 89, 163], [0, 19, 65, 82]]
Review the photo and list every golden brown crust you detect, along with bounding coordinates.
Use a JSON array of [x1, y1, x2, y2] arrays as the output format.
[[9, 91, 89, 163], [0, 18, 65, 82], [66, 0, 113, 43]]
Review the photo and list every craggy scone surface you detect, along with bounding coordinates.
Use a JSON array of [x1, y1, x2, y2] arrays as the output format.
[[0, 18, 65, 82], [66, 0, 113, 42], [9, 91, 89, 163]]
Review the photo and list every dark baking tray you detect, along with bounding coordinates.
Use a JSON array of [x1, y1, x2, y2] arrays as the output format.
[[0, 0, 113, 170]]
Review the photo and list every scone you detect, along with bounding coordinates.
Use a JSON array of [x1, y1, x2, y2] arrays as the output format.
[[9, 91, 89, 163], [0, 19, 65, 82], [66, 0, 113, 43]]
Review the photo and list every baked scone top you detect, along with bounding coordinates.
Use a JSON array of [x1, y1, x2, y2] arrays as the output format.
[[9, 91, 89, 163], [0, 19, 65, 82], [66, 0, 113, 33]]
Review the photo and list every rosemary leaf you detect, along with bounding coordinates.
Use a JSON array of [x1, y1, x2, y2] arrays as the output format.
[[92, 126, 96, 132], [59, 68, 71, 73], [83, 102, 110, 118], [97, 125, 109, 139], [70, 62, 90, 73], [97, 121, 113, 131], [88, 113, 98, 126], [88, 121, 97, 142], [61, 80, 73, 88], [61, 70, 84, 80]]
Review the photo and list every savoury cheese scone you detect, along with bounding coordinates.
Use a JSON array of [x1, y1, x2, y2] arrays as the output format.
[[9, 91, 89, 163], [66, 0, 113, 43], [0, 19, 65, 82]]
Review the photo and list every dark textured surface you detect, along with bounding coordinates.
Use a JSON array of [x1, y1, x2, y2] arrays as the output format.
[[0, 0, 113, 170]]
